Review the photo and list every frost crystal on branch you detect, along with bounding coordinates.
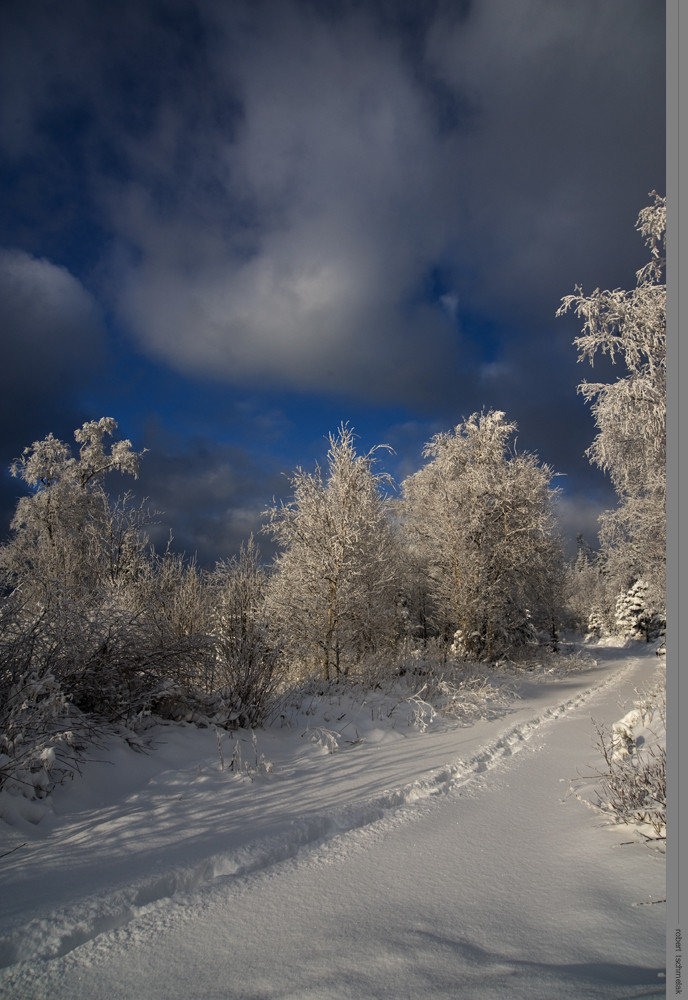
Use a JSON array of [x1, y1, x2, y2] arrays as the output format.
[[263, 423, 399, 681], [399, 409, 563, 661], [558, 192, 666, 615]]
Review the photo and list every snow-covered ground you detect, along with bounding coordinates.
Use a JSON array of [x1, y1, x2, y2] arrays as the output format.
[[0, 642, 666, 999]]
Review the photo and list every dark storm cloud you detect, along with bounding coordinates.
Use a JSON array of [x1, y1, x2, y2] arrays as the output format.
[[424, 0, 664, 313], [0, 1, 664, 403], [131, 434, 287, 567], [0, 247, 108, 536], [0, 248, 105, 441], [107, 0, 661, 411]]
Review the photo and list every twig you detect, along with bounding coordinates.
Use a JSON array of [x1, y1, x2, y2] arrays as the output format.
[[0, 842, 27, 860]]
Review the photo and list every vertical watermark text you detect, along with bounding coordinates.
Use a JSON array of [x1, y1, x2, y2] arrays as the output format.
[[676, 928, 683, 995]]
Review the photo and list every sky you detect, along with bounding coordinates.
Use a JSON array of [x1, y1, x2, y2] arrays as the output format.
[[0, 0, 666, 566]]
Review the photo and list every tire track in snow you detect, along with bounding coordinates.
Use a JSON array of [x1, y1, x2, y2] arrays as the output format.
[[0, 656, 639, 972]]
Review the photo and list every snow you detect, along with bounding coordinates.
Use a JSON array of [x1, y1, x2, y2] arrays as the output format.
[[0, 642, 666, 999]]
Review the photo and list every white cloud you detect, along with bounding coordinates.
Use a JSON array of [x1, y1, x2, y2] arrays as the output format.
[[479, 361, 510, 381], [0, 248, 106, 454], [555, 491, 612, 557]]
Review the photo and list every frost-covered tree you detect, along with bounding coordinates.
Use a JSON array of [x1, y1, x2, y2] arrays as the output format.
[[263, 424, 399, 680], [3, 418, 145, 603], [0, 419, 158, 720], [207, 537, 284, 726], [127, 547, 218, 696], [1, 421, 219, 719], [557, 193, 666, 609], [0, 420, 160, 793], [565, 534, 609, 635], [400, 411, 562, 661]]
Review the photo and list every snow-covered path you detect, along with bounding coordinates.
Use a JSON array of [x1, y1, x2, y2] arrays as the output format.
[[0, 646, 665, 999]]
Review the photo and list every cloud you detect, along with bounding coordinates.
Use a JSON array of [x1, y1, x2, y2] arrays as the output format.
[[0, 246, 103, 365], [0, 249, 105, 428], [95, 3, 464, 404], [132, 433, 286, 566], [97, 0, 661, 409], [1, 0, 663, 412], [424, 0, 665, 317]]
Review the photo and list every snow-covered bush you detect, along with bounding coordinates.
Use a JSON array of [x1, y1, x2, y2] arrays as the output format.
[[450, 614, 540, 662], [0, 603, 96, 798], [208, 538, 285, 728], [0, 420, 205, 792], [368, 641, 516, 726], [585, 609, 607, 639], [589, 682, 666, 839], [133, 549, 216, 694], [449, 629, 473, 660], [215, 728, 274, 780], [0, 418, 291, 797]]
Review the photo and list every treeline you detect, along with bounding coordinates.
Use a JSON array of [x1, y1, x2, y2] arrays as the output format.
[[0, 411, 563, 795], [0, 195, 666, 800]]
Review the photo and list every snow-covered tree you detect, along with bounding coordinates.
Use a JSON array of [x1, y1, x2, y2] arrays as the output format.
[[400, 410, 562, 661], [207, 536, 284, 726], [557, 193, 666, 608], [263, 424, 399, 681], [1, 421, 211, 716], [565, 534, 609, 635], [128, 547, 217, 695], [0, 421, 159, 792], [3, 418, 145, 603], [614, 580, 665, 642]]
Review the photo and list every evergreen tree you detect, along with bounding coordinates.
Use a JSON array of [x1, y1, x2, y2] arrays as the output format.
[[614, 580, 664, 642]]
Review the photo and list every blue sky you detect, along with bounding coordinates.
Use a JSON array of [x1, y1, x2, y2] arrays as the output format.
[[0, 0, 665, 565]]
